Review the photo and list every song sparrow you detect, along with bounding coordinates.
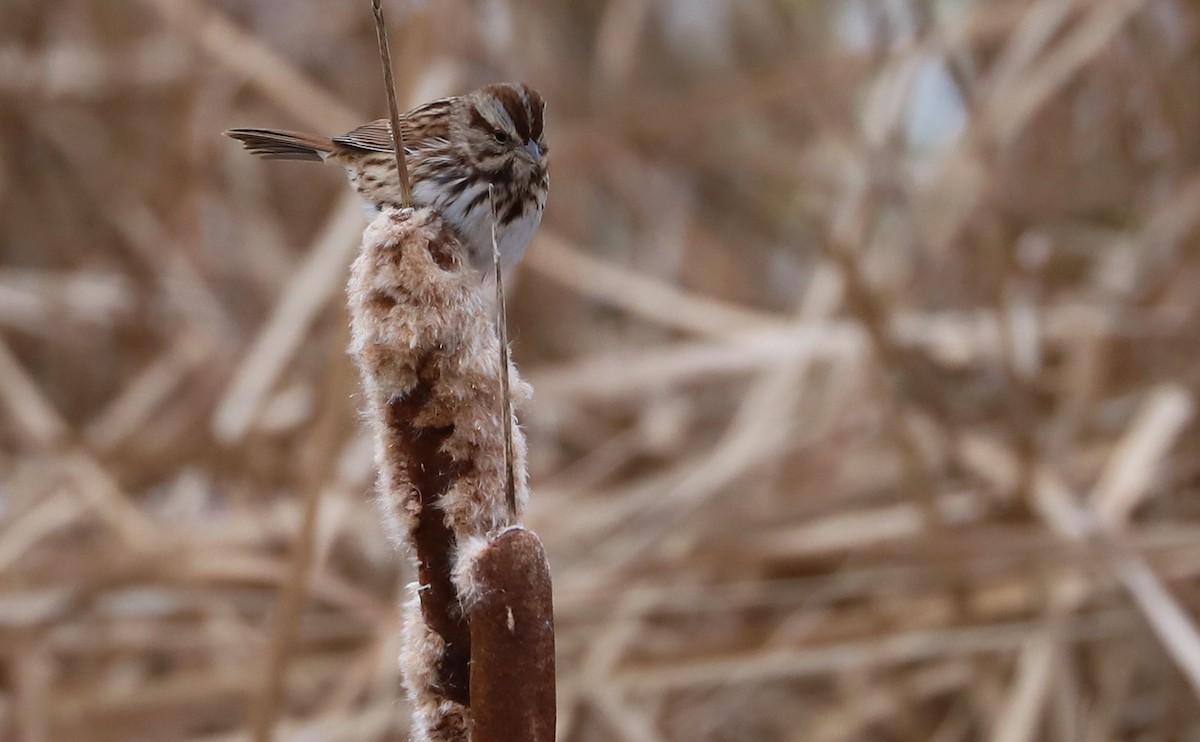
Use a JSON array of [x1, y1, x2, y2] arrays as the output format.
[[226, 82, 548, 272]]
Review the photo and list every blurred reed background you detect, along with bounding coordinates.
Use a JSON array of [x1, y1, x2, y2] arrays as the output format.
[[4, 0, 1200, 739]]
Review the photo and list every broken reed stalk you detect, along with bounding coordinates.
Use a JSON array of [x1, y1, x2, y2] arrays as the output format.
[[347, 208, 555, 741], [370, 0, 412, 206]]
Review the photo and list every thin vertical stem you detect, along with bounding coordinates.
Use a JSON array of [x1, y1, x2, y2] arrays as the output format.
[[489, 185, 517, 522], [371, 0, 413, 206]]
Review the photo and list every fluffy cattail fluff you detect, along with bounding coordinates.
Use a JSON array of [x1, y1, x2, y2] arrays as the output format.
[[347, 207, 531, 740]]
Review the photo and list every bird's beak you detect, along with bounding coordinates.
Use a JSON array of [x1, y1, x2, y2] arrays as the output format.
[[521, 140, 541, 161]]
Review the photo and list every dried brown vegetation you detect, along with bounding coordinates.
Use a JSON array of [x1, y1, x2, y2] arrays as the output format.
[[5, 0, 1200, 740], [347, 207, 543, 740]]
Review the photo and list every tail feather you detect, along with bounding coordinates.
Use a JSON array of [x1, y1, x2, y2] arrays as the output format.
[[224, 128, 334, 162]]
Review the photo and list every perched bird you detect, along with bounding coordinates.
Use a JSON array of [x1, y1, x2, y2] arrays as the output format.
[[226, 82, 548, 272]]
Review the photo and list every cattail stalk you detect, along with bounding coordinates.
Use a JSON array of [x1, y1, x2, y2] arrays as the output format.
[[347, 207, 553, 740]]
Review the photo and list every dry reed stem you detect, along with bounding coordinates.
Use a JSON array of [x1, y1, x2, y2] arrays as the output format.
[[212, 193, 364, 442], [138, 0, 360, 131], [0, 338, 70, 449], [488, 185, 518, 518], [524, 231, 788, 336], [370, 0, 413, 207]]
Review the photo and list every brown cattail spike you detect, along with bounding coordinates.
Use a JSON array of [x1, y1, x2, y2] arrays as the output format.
[[457, 528, 556, 742]]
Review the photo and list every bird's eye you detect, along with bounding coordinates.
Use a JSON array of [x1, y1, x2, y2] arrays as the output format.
[[493, 130, 510, 144]]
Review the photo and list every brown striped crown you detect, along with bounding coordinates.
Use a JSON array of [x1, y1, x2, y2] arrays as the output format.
[[471, 83, 544, 143], [460, 83, 547, 175]]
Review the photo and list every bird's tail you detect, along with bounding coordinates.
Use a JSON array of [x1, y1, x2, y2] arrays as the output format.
[[224, 128, 335, 162]]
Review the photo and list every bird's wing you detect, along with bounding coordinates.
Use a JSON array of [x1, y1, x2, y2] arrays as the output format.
[[332, 120, 395, 153], [332, 98, 457, 153]]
